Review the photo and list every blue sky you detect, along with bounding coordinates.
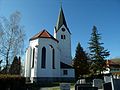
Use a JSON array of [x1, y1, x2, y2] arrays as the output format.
[[0, 0, 120, 59]]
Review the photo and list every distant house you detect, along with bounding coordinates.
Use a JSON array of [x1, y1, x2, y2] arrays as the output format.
[[106, 60, 120, 75], [24, 6, 75, 83]]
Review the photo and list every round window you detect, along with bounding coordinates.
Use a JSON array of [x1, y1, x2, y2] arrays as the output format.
[[62, 28, 65, 32]]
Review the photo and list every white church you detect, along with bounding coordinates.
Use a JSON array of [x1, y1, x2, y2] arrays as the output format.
[[24, 6, 75, 83]]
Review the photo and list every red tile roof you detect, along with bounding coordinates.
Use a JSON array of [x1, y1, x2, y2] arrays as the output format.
[[29, 29, 58, 42]]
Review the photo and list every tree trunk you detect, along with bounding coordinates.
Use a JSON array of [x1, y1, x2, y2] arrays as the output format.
[[5, 49, 10, 73]]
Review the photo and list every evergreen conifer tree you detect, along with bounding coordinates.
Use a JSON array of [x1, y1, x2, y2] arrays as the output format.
[[9, 56, 21, 75], [73, 42, 89, 80], [88, 26, 110, 74]]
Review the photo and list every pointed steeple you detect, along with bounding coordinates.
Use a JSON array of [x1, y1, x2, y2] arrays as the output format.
[[56, 6, 69, 32]]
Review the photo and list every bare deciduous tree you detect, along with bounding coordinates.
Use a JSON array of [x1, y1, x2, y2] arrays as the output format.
[[0, 11, 25, 72]]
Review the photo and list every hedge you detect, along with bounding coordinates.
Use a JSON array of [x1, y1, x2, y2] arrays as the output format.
[[0, 74, 26, 90]]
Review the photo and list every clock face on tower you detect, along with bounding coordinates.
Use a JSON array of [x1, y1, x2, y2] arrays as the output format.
[[62, 28, 65, 32]]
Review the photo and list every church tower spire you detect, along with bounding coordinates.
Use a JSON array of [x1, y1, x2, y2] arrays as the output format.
[[54, 5, 72, 65], [56, 6, 67, 30], [55, 6, 70, 33]]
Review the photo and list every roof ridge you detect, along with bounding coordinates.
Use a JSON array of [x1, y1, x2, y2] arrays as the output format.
[[39, 29, 45, 37], [43, 30, 51, 38]]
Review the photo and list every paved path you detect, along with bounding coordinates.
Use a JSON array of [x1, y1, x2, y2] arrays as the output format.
[[40, 86, 75, 90], [40, 87, 104, 90]]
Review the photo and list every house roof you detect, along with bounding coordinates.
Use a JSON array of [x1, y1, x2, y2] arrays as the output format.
[[60, 62, 73, 69], [107, 60, 119, 65], [29, 29, 58, 42], [55, 6, 71, 34], [106, 60, 120, 68]]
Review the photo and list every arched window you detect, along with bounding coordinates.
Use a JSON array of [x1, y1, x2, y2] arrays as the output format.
[[49, 45, 55, 69], [41, 47, 46, 68], [61, 35, 63, 39], [52, 48, 55, 69], [64, 35, 66, 39], [32, 48, 35, 68]]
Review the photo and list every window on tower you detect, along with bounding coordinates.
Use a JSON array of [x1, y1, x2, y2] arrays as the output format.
[[63, 35, 66, 39], [61, 35, 63, 39], [61, 35, 66, 39], [62, 28, 65, 32]]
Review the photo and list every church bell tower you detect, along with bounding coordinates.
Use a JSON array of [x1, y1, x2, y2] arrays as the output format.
[[54, 6, 72, 65]]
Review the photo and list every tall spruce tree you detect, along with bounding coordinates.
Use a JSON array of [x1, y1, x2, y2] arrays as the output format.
[[88, 26, 110, 74], [73, 42, 89, 80], [9, 56, 21, 75]]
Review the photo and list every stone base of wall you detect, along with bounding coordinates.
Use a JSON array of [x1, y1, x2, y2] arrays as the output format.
[[30, 77, 75, 84]]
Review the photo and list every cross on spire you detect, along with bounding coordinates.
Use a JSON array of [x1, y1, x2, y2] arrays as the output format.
[[60, 0, 62, 7]]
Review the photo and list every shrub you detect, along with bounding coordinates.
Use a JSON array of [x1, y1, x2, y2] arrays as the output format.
[[0, 74, 26, 90]]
